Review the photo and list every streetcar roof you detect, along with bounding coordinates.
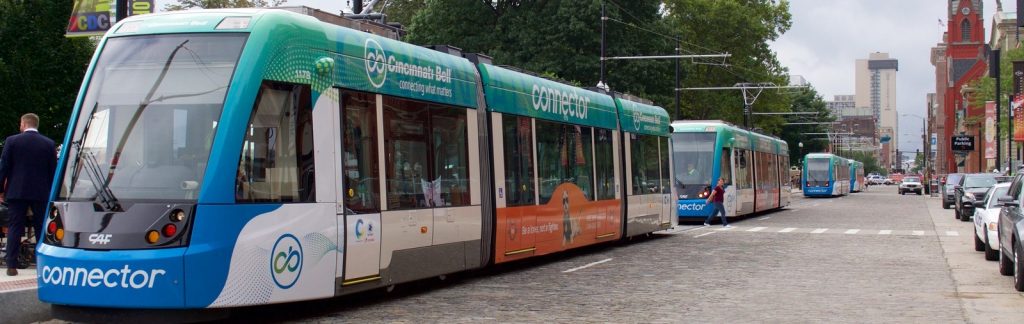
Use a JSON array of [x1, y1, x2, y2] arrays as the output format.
[[615, 98, 670, 136], [477, 63, 618, 129], [107, 8, 482, 109]]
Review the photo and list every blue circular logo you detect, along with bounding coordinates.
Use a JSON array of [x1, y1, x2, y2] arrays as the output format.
[[270, 233, 303, 289], [355, 219, 365, 240]]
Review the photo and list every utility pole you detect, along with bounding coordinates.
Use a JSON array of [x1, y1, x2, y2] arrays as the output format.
[[992, 49, 1002, 170], [115, 0, 128, 21], [599, 0, 606, 89]]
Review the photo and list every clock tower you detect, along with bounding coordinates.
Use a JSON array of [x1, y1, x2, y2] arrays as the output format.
[[941, 0, 988, 173]]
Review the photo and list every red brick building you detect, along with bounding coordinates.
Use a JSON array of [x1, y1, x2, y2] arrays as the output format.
[[936, 0, 989, 173]]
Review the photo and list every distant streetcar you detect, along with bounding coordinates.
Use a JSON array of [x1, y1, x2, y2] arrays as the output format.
[[671, 120, 790, 220], [849, 160, 864, 193], [802, 153, 850, 197]]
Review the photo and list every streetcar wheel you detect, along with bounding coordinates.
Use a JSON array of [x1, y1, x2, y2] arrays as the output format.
[[1015, 243, 1024, 292], [1000, 242, 1015, 276], [985, 232, 999, 261], [975, 232, 985, 252]]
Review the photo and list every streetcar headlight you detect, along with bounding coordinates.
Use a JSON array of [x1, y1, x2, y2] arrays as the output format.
[[170, 209, 186, 222]]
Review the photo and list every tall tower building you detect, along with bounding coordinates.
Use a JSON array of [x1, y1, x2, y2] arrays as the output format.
[[936, 0, 987, 173], [855, 53, 899, 170]]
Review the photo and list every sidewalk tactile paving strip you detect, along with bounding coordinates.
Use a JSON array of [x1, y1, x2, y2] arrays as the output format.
[[0, 278, 37, 292]]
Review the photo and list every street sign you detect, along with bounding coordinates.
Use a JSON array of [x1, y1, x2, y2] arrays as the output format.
[[951, 135, 975, 152]]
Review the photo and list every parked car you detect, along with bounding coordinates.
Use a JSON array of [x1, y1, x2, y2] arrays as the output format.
[[996, 174, 1024, 291], [942, 173, 964, 209], [898, 176, 923, 195], [954, 173, 1002, 222], [974, 183, 1010, 261]]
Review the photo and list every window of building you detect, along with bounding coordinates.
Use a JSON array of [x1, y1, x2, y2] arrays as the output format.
[[236, 81, 315, 203], [341, 90, 379, 213], [961, 19, 971, 42], [502, 116, 536, 206]]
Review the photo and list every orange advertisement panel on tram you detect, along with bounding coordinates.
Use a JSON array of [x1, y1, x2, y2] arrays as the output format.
[[494, 183, 621, 264]]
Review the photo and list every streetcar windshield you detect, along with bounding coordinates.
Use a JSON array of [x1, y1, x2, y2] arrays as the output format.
[[59, 34, 247, 201], [806, 158, 830, 186], [672, 132, 716, 198]]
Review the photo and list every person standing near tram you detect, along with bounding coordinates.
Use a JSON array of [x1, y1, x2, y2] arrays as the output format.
[[0, 113, 56, 276], [703, 177, 731, 228]]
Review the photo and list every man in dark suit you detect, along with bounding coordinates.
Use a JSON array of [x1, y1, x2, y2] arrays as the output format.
[[0, 113, 56, 276]]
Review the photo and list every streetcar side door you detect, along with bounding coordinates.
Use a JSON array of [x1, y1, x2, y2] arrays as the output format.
[[338, 90, 383, 284]]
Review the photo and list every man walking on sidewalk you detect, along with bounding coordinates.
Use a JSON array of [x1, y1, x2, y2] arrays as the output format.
[[0, 113, 56, 276], [703, 178, 731, 228]]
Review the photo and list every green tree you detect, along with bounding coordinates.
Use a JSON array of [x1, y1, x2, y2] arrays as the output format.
[[378, 0, 427, 26], [164, 0, 284, 11], [779, 86, 833, 165], [0, 0, 95, 141], [405, 0, 793, 134]]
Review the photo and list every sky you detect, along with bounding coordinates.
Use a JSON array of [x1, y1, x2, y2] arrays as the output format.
[[771, 0, 1011, 153], [152, 0, 1009, 153]]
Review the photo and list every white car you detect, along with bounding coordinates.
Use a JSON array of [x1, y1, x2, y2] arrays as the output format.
[[974, 183, 1010, 261], [867, 175, 886, 185], [898, 176, 923, 195]]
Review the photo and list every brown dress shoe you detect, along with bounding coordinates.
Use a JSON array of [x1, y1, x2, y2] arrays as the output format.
[[6, 268, 17, 276]]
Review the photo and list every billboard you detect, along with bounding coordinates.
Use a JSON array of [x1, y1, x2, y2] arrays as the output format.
[[67, 0, 153, 37], [1015, 96, 1024, 142], [952, 135, 975, 152]]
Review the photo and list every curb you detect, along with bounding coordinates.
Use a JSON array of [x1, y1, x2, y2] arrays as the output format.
[[0, 288, 50, 323]]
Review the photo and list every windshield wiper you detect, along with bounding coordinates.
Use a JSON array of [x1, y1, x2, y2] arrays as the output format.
[[91, 40, 190, 211]]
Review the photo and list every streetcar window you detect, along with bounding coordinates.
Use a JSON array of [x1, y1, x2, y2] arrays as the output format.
[[670, 132, 716, 198], [382, 97, 470, 210], [660, 137, 670, 194], [236, 81, 315, 203], [536, 120, 594, 204], [734, 149, 752, 190], [431, 107, 470, 207], [631, 134, 660, 195], [502, 116, 536, 206], [595, 128, 616, 200], [341, 90, 380, 213], [720, 148, 732, 186]]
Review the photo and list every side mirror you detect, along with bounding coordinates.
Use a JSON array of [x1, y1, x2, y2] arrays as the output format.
[[973, 200, 986, 208], [953, 185, 962, 190], [999, 196, 1019, 207]]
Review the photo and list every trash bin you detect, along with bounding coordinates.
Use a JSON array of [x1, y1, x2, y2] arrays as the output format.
[[929, 180, 939, 197]]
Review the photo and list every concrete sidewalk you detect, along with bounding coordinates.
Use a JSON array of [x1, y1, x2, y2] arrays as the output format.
[[0, 268, 51, 323]]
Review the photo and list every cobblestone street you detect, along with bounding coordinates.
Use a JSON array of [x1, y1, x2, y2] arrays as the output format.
[[211, 187, 1024, 323]]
